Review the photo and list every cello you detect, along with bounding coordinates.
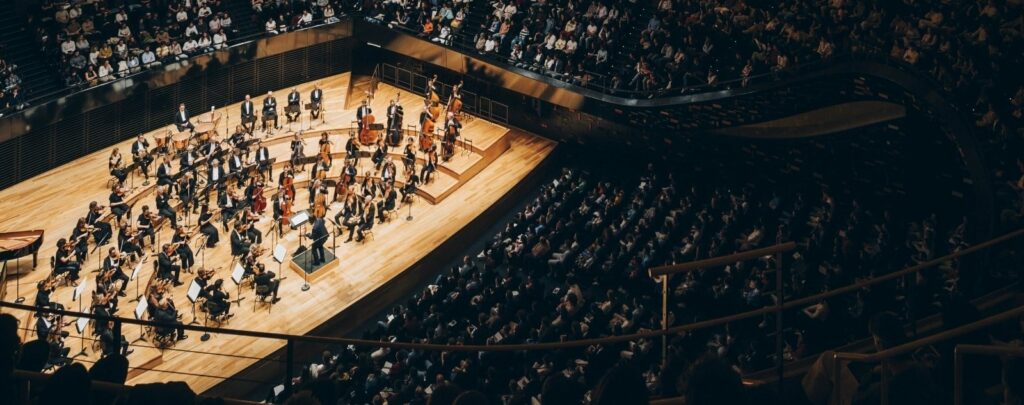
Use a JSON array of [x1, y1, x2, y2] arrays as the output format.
[[252, 179, 268, 214], [318, 132, 333, 164], [279, 195, 292, 228], [312, 182, 328, 218]]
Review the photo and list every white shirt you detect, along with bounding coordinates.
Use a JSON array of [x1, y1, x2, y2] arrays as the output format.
[[61, 40, 76, 54], [98, 64, 111, 78]]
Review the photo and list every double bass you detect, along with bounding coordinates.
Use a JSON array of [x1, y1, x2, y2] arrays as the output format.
[[359, 113, 379, 145]]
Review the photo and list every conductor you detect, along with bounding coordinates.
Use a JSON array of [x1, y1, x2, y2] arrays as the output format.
[[307, 215, 328, 266]]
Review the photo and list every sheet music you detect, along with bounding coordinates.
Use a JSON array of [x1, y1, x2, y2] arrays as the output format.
[[130, 256, 146, 280], [231, 263, 245, 284], [76, 317, 89, 334], [187, 279, 202, 302], [73, 278, 88, 301], [290, 210, 310, 228], [273, 244, 286, 263], [134, 299, 148, 320]]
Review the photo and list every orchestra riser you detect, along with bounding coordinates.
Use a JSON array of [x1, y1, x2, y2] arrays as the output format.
[[0, 70, 557, 393]]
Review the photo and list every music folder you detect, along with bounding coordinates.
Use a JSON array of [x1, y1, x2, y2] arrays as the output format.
[[76, 317, 89, 334], [231, 263, 245, 285], [186, 279, 203, 303], [273, 244, 286, 263], [73, 278, 88, 301], [134, 299, 148, 320]]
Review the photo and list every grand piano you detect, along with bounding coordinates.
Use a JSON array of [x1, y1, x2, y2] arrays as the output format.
[[0, 230, 45, 269]]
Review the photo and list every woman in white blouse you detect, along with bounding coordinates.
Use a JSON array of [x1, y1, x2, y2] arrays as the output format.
[[212, 30, 227, 49], [97, 60, 113, 82], [198, 32, 213, 51]]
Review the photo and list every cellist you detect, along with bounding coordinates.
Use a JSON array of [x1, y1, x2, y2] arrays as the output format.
[[318, 132, 333, 165]]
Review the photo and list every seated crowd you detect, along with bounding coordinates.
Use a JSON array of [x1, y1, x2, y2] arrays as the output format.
[[0, 49, 25, 113], [282, 158, 991, 404], [34, 0, 236, 88], [252, 0, 343, 36]]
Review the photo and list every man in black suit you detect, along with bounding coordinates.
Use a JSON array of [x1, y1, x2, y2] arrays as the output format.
[[307, 216, 328, 265], [262, 91, 279, 131], [253, 264, 281, 303], [102, 248, 130, 296], [207, 158, 225, 192], [174, 103, 193, 132], [255, 139, 272, 178], [286, 87, 301, 123], [152, 297, 187, 340], [131, 135, 152, 182], [219, 190, 239, 232], [310, 83, 323, 120], [230, 222, 250, 257], [227, 150, 246, 186], [240, 94, 256, 134], [356, 99, 371, 132], [157, 244, 182, 286], [156, 156, 175, 188]]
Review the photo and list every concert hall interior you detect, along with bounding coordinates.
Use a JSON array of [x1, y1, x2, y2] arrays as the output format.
[[2, 3, 1024, 405]]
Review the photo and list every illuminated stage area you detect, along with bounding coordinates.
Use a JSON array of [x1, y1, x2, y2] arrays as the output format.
[[0, 72, 556, 392]]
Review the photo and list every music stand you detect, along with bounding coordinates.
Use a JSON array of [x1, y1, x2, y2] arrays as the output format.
[[186, 279, 202, 325], [131, 299, 148, 343], [73, 316, 89, 358], [230, 262, 245, 305], [129, 256, 146, 303]]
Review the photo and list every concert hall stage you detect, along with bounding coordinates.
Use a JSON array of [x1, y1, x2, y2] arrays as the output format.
[[0, 72, 557, 394]]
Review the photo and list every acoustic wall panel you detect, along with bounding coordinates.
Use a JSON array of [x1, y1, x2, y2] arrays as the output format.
[[19, 126, 53, 180], [0, 138, 19, 189], [206, 69, 232, 111], [85, 103, 120, 154], [230, 61, 256, 101], [119, 93, 148, 141], [256, 56, 283, 95], [281, 48, 307, 88], [53, 115, 86, 166]]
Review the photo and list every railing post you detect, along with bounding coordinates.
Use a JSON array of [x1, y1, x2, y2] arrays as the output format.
[[661, 274, 668, 371], [775, 251, 785, 404], [112, 318, 123, 353], [880, 360, 889, 405], [954, 347, 963, 405], [284, 338, 295, 398]]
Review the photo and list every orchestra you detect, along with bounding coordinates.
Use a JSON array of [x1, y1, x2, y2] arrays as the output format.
[[29, 75, 475, 353]]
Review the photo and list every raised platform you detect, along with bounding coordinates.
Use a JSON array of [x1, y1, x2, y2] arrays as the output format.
[[288, 248, 338, 283], [0, 72, 558, 393]]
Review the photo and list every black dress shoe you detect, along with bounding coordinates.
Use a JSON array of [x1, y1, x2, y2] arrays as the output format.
[[173, 281, 184, 287], [271, 297, 281, 304], [178, 334, 188, 340], [118, 291, 127, 297]]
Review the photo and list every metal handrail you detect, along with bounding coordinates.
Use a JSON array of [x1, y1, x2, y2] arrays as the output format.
[[954, 344, 1024, 405], [10, 369, 263, 405], [831, 306, 1024, 405]]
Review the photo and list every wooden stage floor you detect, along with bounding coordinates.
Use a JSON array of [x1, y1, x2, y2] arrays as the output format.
[[0, 72, 557, 392]]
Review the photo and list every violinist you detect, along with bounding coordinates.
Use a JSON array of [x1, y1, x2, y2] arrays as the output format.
[[334, 194, 358, 232], [117, 220, 144, 261], [98, 317, 131, 357], [86, 201, 113, 245], [290, 132, 305, 171], [228, 125, 248, 154], [242, 205, 264, 245], [177, 171, 198, 214], [152, 294, 187, 341], [262, 91, 279, 132], [157, 243, 183, 286], [421, 145, 438, 184], [318, 132, 333, 165], [286, 87, 301, 123], [230, 222, 252, 257], [70, 217, 94, 261], [359, 175, 378, 200], [381, 158, 397, 185], [35, 278, 62, 314], [109, 184, 131, 221], [253, 263, 281, 303], [95, 267, 121, 311], [194, 268, 215, 299], [204, 279, 232, 318], [155, 185, 178, 230], [101, 247, 130, 297], [403, 141, 417, 173], [356, 99, 372, 132], [371, 139, 388, 169], [41, 315, 71, 366], [197, 201, 220, 247], [378, 183, 398, 223], [255, 139, 272, 178], [199, 136, 222, 159], [354, 196, 376, 243], [131, 135, 152, 182], [172, 226, 196, 275], [137, 205, 158, 248], [109, 148, 128, 183], [218, 185, 240, 231], [54, 238, 81, 284], [401, 170, 420, 203], [310, 83, 323, 120], [344, 133, 359, 160], [156, 155, 175, 189]]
